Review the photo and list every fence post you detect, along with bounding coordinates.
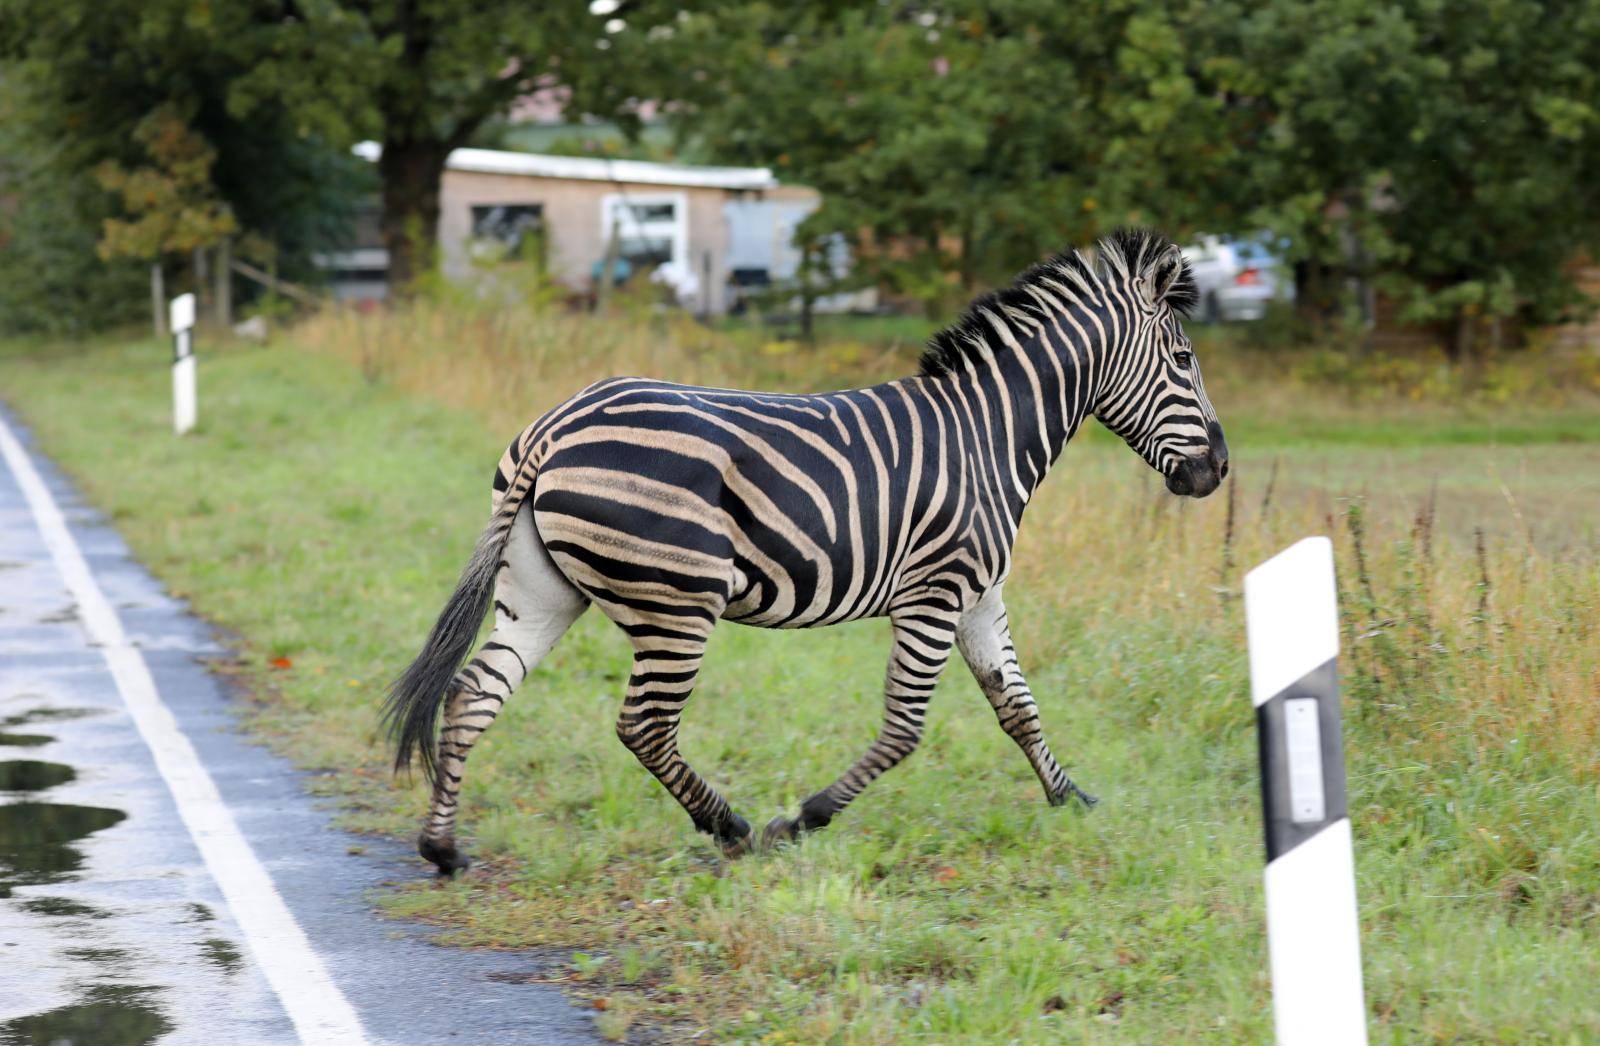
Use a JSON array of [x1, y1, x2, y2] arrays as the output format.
[[170, 293, 197, 436], [1243, 536, 1366, 1045]]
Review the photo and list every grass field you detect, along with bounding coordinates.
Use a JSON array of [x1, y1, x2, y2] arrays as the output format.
[[2, 306, 1597, 1042]]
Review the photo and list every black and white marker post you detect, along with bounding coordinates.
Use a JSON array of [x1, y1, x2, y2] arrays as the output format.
[[1244, 536, 1367, 1045], [170, 291, 197, 436]]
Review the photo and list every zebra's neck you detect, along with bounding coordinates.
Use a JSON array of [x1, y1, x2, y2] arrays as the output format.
[[918, 287, 1119, 531]]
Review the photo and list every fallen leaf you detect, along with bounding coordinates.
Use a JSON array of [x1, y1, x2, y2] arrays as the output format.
[[592, 998, 609, 1011], [936, 866, 959, 882], [270, 657, 293, 669]]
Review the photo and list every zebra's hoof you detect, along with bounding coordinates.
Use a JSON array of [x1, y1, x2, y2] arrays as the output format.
[[1048, 785, 1098, 809], [761, 815, 799, 850], [419, 834, 471, 876], [719, 828, 756, 859]]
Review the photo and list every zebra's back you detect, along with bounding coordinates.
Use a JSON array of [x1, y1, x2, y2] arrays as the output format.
[[507, 376, 985, 631]]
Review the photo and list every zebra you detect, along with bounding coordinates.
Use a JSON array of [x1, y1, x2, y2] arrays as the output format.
[[384, 227, 1229, 873]]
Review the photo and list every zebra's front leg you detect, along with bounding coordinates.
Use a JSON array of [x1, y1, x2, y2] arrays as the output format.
[[616, 631, 754, 858], [763, 609, 957, 847], [954, 589, 1096, 808]]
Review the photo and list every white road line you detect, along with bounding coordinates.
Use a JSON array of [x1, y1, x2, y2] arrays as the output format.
[[0, 415, 370, 1045]]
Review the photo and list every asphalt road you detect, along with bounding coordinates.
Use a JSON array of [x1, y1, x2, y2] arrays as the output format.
[[0, 407, 598, 1045]]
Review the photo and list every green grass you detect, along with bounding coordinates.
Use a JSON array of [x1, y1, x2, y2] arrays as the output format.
[[2, 328, 1596, 1042]]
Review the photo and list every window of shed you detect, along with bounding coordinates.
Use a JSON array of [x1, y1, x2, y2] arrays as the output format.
[[471, 204, 545, 258], [600, 192, 688, 277]]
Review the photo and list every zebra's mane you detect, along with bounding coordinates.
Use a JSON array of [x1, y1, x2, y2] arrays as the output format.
[[918, 227, 1197, 379]]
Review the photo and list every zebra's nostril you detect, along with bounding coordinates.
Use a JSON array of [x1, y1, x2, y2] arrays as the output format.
[[1219, 460, 1230, 480]]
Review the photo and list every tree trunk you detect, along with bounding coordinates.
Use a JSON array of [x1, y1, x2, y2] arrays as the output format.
[[150, 262, 167, 340], [1449, 311, 1475, 362], [1294, 259, 1328, 336], [595, 216, 621, 313], [214, 236, 232, 327], [379, 140, 448, 299], [193, 246, 209, 314], [957, 212, 975, 292], [799, 241, 817, 345]]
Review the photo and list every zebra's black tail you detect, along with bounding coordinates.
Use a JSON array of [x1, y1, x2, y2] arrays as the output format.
[[382, 520, 505, 785], [383, 465, 535, 785]]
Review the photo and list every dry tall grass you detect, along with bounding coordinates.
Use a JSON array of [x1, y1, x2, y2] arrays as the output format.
[[296, 293, 910, 436], [299, 293, 1600, 794]]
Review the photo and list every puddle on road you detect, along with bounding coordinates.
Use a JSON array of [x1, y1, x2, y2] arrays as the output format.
[[0, 984, 172, 1046], [199, 936, 243, 975], [17, 895, 110, 919], [0, 706, 98, 728], [0, 760, 74, 792], [0, 710, 174, 1043], [63, 945, 132, 965], [0, 706, 99, 751], [0, 801, 126, 897]]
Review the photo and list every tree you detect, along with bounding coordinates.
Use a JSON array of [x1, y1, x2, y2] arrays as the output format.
[[233, 1, 678, 296], [0, 80, 148, 336], [0, 0, 372, 331], [94, 104, 237, 265], [1174, 0, 1600, 350], [684, 0, 1600, 350], [673, 2, 1281, 312]]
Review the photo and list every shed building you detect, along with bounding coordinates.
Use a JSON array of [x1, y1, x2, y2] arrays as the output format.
[[332, 144, 861, 315]]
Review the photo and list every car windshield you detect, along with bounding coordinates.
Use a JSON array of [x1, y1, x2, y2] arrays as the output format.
[[1228, 237, 1282, 267]]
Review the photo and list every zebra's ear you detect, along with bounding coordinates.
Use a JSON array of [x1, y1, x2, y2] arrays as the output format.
[[1138, 243, 1195, 315], [1133, 244, 1181, 311], [1150, 245, 1186, 304]]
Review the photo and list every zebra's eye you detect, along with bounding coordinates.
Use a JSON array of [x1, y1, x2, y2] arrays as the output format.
[[1173, 350, 1193, 369]]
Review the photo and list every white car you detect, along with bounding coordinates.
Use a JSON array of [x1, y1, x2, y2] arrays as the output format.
[[1180, 235, 1295, 322]]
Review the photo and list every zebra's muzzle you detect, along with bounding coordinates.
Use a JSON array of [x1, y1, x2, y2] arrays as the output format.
[[1166, 420, 1230, 498], [1166, 458, 1214, 497]]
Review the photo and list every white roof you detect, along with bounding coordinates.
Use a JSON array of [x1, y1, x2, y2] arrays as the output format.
[[352, 141, 777, 191]]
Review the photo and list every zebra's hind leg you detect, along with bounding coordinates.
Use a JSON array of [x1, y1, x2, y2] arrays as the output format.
[[953, 589, 1095, 808], [763, 607, 958, 848], [419, 515, 589, 875], [616, 626, 754, 858]]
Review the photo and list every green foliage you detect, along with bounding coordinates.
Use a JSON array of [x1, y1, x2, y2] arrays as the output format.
[[681, 0, 1600, 341], [674, 2, 1142, 309], [0, 0, 373, 331], [219, 1, 679, 294], [94, 104, 237, 261], [1210, 0, 1600, 341], [5, 0, 1599, 341], [0, 86, 146, 335]]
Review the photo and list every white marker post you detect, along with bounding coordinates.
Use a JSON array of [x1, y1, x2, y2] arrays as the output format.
[[170, 292, 197, 435], [1244, 537, 1366, 1045]]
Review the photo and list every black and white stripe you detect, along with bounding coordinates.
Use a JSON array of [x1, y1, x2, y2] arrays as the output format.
[[384, 228, 1230, 869], [1245, 537, 1367, 1044]]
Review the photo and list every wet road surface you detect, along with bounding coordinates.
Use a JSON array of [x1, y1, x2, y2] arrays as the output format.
[[0, 407, 597, 1045]]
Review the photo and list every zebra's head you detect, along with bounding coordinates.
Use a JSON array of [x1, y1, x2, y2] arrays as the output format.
[[1093, 229, 1229, 499]]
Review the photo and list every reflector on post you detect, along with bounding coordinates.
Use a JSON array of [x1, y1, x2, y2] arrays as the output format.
[[170, 293, 196, 436], [1244, 537, 1366, 1045]]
